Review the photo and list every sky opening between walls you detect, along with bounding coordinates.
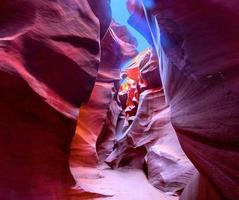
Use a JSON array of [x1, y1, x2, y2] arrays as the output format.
[[110, 0, 150, 59]]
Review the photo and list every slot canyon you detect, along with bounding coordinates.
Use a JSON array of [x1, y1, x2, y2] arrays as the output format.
[[0, 0, 238, 200]]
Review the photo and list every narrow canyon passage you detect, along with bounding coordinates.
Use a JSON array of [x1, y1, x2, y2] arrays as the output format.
[[68, 1, 195, 198], [0, 0, 238, 200]]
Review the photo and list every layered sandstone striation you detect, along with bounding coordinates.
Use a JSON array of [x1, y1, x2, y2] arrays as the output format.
[[129, 0, 239, 199], [70, 21, 138, 167], [105, 49, 195, 195], [1, 0, 238, 199], [0, 0, 111, 199]]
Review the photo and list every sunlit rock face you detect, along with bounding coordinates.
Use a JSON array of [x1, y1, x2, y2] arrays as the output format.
[[0, 0, 111, 199], [70, 21, 138, 167], [1, 0, 238, 199], [105, 49, 195, 195], [130, 0, 239, 199]]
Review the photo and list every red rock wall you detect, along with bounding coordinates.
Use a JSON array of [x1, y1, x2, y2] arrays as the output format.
[[105, 49, 195, 195], [1, 0, 238, 199], [70, 21, 138, 167], [0, 0, 111, 199], [130, 0, 239, 199]]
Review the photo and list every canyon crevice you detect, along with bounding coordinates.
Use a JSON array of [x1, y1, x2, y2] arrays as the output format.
[[0, 0, 238, 200]]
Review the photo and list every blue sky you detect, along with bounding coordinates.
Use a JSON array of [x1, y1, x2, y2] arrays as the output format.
[[110, 0, 149, 52]]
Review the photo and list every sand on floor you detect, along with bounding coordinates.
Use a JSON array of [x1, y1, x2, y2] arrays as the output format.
[[70, 166, 179, 200]]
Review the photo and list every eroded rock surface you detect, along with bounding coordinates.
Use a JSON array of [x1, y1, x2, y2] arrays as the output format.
[[105, 49, 195, 195], [130, 0, 239, 199], [0, 0, 111, 199], [1, 0, 238, 199], [70, 21, 138, 167]]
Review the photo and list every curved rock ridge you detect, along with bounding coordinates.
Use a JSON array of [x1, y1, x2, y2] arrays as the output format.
[[104, 49, 195, 195], [70, 21, 138, 167], [0, 0, 111, 199], [0, 0, 110, 118], [1, 0, 238, 199], [130, 0, 239, 199]]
